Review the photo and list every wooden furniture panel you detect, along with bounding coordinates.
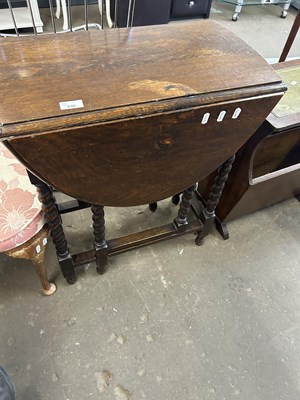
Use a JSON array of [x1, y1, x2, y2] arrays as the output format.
[[0, 22, 281, 127], [7, 95, 281, 207], [226, 164, 300, 221], [0, 22, 286, 282], [252, 128, 300, 178], [197, 59, 300, 231]]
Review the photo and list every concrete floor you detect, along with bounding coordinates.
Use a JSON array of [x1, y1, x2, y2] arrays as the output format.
[[1, 3, 300, 400], [210, 1, 300, 60]]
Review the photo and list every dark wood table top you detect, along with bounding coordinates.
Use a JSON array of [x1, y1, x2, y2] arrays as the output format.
[[0, 20, 282, 137], [0, 21, 286, 206]]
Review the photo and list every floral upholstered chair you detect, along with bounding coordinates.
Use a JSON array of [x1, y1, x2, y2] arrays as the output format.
[[0, 142, 56, 295]]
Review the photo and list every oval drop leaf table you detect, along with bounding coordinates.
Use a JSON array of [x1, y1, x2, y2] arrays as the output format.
[[0, 21, 286, 283]]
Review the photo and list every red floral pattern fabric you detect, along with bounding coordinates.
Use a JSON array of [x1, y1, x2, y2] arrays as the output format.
[[0, 142, 44, 252]]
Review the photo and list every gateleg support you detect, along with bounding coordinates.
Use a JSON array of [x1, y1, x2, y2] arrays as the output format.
[[95, 240, 109, 275], [27, 171, 76, 285]]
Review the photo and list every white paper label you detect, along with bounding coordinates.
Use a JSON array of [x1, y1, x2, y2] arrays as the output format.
[[217, 110, 226, 122], [59, 99, 84, 110], [201, 113, 210, 124], [232, 107, 242, 119]]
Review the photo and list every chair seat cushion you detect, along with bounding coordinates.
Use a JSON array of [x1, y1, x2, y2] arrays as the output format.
[[0, 142, 44, 252]]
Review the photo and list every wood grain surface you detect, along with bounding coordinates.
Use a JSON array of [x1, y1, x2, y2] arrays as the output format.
[[7, 95, 282, 206], [196, 60, 300, 222], [0, 21, 286, 206], [0, 20, 281, 129]]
